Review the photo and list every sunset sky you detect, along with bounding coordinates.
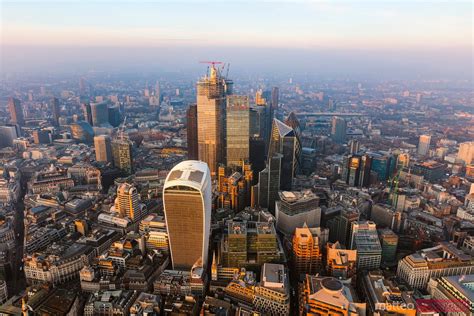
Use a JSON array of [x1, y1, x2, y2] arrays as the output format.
[[1, 0, 472, 78]]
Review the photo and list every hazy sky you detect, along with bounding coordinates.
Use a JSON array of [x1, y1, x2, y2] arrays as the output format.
[[1, 0, 472, 79]]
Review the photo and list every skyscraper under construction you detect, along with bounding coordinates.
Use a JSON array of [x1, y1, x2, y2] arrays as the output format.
[[196, 63, 233, 177]]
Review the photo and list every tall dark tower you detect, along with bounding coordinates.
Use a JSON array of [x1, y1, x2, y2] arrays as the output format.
[[51, 97, 60, 126], [186, 104, 198, 160], [8, 97, 24, 126]]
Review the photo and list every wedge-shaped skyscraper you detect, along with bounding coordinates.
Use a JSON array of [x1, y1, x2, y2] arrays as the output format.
[[163, 160, 212, 270]]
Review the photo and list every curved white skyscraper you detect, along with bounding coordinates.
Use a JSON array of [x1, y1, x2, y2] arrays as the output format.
[[163, 160, 212, 270]]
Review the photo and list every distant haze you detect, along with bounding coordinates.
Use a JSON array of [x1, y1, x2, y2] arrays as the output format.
[[1, 1, 472, 80]]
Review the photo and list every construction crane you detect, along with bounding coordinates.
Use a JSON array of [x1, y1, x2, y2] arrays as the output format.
[[199, 61, 225, 78]]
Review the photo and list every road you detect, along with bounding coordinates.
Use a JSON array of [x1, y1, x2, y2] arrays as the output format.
[[8, 181, 26, 296]]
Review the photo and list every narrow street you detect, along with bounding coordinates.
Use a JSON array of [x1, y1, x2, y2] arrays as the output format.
[[8, 181, 26, 296]]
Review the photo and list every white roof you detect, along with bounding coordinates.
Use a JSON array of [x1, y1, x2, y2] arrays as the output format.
[[164, 160, 210, 191]]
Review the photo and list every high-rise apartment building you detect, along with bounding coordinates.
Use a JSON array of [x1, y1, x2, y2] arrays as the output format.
[[163, 160, 212, 270], [8, 97, 24, 126], [112, 138, 133, 174], [186, 104, 198, 160], [114, 183, 144, 222], [292, 225, 322, 277], [417, 134, 431, 156], [331, 116, 346, 144], [457, 141, 474, 165], [226, 95, 249, 167], [94, 135, 113, 163], [196, 65, 232, 176]]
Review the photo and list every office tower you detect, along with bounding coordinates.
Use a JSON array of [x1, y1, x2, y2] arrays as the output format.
[[285, 112, 302, 172], [327, 209, 360, 246], [257, 154, 282, 212], [301, 275, 366, 316], [268, 118, 298, 191], [255, 89, 274, 152], [221, 221, 282, 269], [163, 160, 212, 270], [8, 97, 24, 126], [292, 225, 322, 277], [217, 164, 253, 212], [70, 121, 94, 143], [82, 103, 93, 125], [249, 137, 266, 177], [378, 228, 398, 264], [108, 106, 121, 127], [331, 116, 346, 144], [370, 152, 396, 182], [186, 104, 198, 160], [196, 64, 232, 176], [0, 125, 19, 148], [226, 95, 250, 167], [326, 242, 357, 280], [457, 141, 474, 165], [342, 154, 372, 187], [417, 134, 431, 156], [397, 243, 474, 289], [94, 135, 113, 163], [249, 105, 266, 138], [91, 102, 109, 126], [275, 190, 321, 235], [349, 139, 360, 154], [51, 97, 60, 126], [112, 138, 133, 174], [32, 130, 51, 144], [114, 183, 143, 222], [349, 221, 382, 271]]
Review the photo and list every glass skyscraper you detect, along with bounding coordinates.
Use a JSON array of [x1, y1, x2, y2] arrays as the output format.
[[226, 95, 249, 167]]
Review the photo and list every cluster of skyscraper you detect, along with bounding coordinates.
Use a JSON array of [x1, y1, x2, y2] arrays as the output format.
[[165, 65, 301, 273]]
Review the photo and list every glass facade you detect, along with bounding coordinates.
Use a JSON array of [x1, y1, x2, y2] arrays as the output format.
[[226, 95, 249, 167]]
